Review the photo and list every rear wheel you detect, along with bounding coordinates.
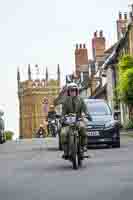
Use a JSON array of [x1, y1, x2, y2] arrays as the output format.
[[78, 148, 82, 167], [77, 137, 82, 167], [72, 134, 78, 170]]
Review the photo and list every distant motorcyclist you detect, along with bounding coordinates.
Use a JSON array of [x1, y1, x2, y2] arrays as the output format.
[[47, 105, 57, 137], [36, 124, 46, 138], [60, 82, 92, 159], [47, 105, 56, 120]]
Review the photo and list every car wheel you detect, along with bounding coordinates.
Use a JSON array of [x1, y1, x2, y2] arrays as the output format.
[[112, 139, 120, 148]]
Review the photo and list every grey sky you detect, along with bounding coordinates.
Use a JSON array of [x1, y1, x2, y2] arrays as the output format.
[[0, 0, 130, 138]]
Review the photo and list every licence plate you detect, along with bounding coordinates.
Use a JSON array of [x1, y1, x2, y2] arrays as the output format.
[[87, 131, 100, 136]]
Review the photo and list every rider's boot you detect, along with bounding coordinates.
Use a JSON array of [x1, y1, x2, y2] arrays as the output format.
[[80, 137, 89, 159]]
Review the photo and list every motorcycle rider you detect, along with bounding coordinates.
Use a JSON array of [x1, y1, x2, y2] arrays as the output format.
[[47, 105, 57, 136], [47, 105, 56, 120], [61, 82, 92, 159], [36, 124, 46, 138]]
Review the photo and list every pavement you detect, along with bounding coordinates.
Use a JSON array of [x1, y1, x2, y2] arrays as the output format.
[[0, 135, 133, 200], [120, 129, 133, 136]]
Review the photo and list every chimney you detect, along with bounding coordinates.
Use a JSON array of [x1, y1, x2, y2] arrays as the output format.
[[99, 30, 103, 37], [79, 44, 82, 48], [92, 30, 105, 61], [94, 31, 97, 37], [76, 44, 78, 48], [75, 43, 88, 76], [117, 12, 128, 40], [75, 44, 88, 71], [124, 12, 127, 20], [119, 12, 122, 20]]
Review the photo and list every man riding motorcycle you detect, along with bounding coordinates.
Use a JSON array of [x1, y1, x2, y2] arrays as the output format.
[[47, 105, 57, 120], [47, 105, 57, 137], [36, 124, 46, 138], [61, 83, 92, 159]]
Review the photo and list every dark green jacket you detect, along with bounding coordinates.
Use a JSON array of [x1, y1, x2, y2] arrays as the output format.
[[62, 96, 91, 119]]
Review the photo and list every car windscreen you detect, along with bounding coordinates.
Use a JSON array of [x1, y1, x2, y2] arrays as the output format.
[[85, 101, 112, 116]]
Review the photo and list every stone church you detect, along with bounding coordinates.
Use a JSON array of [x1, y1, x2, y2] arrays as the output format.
[[17, 64, 61, 138]]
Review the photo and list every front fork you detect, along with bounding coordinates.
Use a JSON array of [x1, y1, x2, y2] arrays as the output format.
[[66, 127, 79, 157]]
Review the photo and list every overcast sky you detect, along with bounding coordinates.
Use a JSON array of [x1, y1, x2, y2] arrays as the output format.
[[0, 0, 131, 138]]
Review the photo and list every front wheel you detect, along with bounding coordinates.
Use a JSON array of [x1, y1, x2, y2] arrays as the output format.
[[78, 141, 82, 167], [48, 125, 54, 137], [72, 134, 79, 170], [51, 125, 56, 137]]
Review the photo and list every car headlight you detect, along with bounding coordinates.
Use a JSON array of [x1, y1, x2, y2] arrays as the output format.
[[105, 121, 115, 129]]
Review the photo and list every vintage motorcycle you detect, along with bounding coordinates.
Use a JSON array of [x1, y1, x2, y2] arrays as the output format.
[[48, 118, 58, 137], [36, 128, 46, 138], [62, 113, 89, 170]]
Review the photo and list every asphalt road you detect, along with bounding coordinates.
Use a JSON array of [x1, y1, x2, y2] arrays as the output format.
[[0, 136, 133, 200]]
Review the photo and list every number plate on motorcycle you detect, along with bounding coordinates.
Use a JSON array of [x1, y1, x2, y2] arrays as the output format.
[[87, 131, 100, 136], [65, 116, 76, 124]]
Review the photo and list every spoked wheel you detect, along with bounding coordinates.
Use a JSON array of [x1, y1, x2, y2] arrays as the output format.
[[50, 126, 56, 137], [72, 134, 79, 170], [78, 144, 82, 167]]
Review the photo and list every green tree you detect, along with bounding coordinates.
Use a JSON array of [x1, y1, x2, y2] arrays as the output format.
[[117, 55, 133, 119], [4, 131, 14, 140]]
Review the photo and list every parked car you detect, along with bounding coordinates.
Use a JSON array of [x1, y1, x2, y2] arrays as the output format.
[[84, 98, 120, 148]]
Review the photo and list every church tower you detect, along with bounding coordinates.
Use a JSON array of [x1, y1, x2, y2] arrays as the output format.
[[17, 64, 60, 139]]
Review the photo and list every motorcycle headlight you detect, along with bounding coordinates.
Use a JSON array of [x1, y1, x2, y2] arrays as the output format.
[[105, 121, 115, 129]]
